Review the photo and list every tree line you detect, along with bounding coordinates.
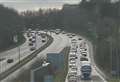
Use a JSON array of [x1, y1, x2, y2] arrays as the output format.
[[0, 4, 24, 50]]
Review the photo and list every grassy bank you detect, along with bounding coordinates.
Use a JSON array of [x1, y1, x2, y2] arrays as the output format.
[[54, 47, 70, 82], [108, 79, 120, 82]]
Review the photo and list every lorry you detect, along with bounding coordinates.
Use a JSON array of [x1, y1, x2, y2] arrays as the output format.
[[80, 61, 92, 80]]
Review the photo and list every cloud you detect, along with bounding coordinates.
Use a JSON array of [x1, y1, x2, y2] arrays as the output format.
[[0, 0, 80, 11]]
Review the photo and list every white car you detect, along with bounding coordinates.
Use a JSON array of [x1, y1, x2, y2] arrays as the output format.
[[69, 68, 77, 75]]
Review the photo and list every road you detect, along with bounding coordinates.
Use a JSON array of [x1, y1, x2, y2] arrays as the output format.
[[0, 33, 47, 74], [0, 32, 107, 82]]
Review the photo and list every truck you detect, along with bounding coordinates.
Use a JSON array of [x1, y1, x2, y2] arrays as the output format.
[[80, 61, 92, 80]]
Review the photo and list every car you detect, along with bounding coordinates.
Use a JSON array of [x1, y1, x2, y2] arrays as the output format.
[[27, 33, 31, 37], [71, 66, 78, 71], [38, 32, 41, 36], [31, 38, 36, 43], [69, 36, 73, 38], [68, 76, 77, 82], [30, 47, 36, 51], [80, 48, 87, 51], [69, 60, 76, 64], [32, 36, 36, 39], [80, 57, 89, 61], [71, 39, 77, 43], [69, 63, 76, 68], [81, 52, 87, 57], [68, 68, 77, 76], [69, 56, 77, 61], [29, 42, 33, 46], [72, 34, 76, 36], [41, 34, 46, 38], [69, 54, 77, 58], [69, 52, 76, 55], [42, 39, 46, 43], [78, 38, 82, 40], [31, 40, 36, 43], [7, 59, 14, 63], [29, 38, 32, 41], [62, 31, 66, 34]]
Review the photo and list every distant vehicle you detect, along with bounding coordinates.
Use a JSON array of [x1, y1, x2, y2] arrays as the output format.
[[81, 52, 87, 57], [42, 38, 46, 43], [81, 61, 92, 80], [31, 39, 36, 43], [69, 56, 77, 61], [70, 49, 77, 52], [69, 54, 77, 58], [62, 31, 66, 34], [69, 63, 76, 68], [71, 39, 77, 43], [29, 38, 32, 42], [68, 68, 77, 75], [41, 34, 46, 38], [72, 34, 76, 36], [27, 33, 31, 37], [29, 42, 33, 46], [69, 60, 76, 64], [7, 59, 14, 63], [32, 36, 36, 39], [55, 29, 61, 34], [80, 57, 88, 61], [78, 38, 82, 40], [69, 36, 73, 38], [67, 34, 70, 36], [30, 47, 36, 51], [31, 38, 36, 43], [68, 75, 77, 82], [38, 32, 41, 36]]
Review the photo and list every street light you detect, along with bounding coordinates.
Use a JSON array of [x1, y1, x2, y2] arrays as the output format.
[[13, 35, 21, 63]]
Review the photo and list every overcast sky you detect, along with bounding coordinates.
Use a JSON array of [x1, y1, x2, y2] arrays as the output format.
[[0, 0, 81, 12]]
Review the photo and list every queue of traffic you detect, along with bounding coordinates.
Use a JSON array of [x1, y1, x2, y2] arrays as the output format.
[[27, 29, 47, 51], [67, 35, 92, 82]]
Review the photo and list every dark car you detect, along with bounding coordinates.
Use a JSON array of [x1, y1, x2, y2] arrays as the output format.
[[30, 47, 36, 51], [32, 36, 36, 39], [81, 52, 87, 57], [29, 43, 33, 46], [78, 38, 82, 40], [42, 39, 46, 43], [29, 38, 32, 41], [7, 59, 14, 63], [80, 57, 88, 61], [41, 34, 46, 38]]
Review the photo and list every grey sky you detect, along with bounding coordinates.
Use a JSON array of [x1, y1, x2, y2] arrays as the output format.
[[0, 0, 81, 12]]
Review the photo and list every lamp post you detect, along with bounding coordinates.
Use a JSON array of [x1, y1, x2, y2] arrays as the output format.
[[13, 35, 20, 63]]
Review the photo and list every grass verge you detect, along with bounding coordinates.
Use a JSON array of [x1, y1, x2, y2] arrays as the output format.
[[54, 47, 70, 82]]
